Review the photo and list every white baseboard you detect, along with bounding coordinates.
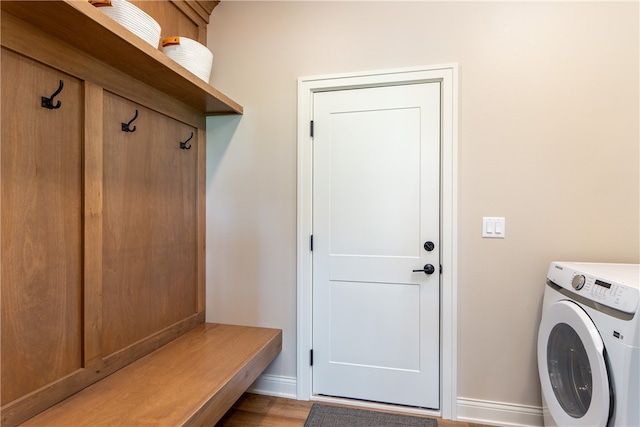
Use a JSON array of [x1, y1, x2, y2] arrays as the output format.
[[248, 374, 297, 399], [457, 398, 543, 427]]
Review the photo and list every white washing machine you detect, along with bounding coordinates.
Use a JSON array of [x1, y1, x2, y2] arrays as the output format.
[[538, 262, 640, 427]]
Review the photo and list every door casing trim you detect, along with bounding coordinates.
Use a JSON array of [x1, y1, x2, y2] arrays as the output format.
[[296, 64, 459, 420]]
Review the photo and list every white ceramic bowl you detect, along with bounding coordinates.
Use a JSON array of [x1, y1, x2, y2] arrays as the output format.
[[161, 36, 213, 82], [92, 0, 161, 48]]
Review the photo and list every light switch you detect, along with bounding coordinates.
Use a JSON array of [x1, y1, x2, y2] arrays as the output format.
[[483, 217, 505, 238], [485, 220, 495, 235]]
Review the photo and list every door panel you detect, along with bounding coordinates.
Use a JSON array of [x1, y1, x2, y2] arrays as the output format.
[[312, 83, 441, 408], [329, 108, 421, 258], [330, 281, 420, 370]]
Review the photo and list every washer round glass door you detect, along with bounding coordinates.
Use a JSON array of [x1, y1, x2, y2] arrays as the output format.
[[537, 300, 611, 427]]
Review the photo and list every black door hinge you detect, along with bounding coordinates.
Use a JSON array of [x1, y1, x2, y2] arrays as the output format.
[[310, 349, 313, 366], [440, 264, 443, 274], [310, 120, 314, 138], [310, 235, 313, 251]]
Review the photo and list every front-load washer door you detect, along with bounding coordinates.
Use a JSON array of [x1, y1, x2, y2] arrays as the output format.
[[538, 300, 611, 427]]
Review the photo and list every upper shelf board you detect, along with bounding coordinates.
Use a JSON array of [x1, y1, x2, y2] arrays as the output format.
[[1, 0, 242, 116]]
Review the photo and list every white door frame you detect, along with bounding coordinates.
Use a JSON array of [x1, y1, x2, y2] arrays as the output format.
[[296, 64, 459, 420]]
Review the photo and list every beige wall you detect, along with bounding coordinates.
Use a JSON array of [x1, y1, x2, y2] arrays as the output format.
[[205, 0, 639, 412]]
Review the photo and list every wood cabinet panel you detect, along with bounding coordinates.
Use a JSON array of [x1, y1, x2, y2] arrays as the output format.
[[131, 1, 201, 43], [102, 93, 198, 356], [1, 49, 83, 404]]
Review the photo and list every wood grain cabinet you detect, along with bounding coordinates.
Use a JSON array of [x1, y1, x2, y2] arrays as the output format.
[[0, 1, 241, 425], [1, 49, 84, 407], [102, 93, 198, 357]]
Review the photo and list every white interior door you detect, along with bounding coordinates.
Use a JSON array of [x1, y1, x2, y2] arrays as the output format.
[[312, 82, 441, 409]]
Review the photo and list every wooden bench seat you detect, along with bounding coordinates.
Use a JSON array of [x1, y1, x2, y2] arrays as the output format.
[[20, 323, 282, 427]]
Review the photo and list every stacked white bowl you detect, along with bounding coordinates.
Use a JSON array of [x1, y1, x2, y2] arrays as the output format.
[[92, 0, 161, 48], [161, 37, 214, 83]]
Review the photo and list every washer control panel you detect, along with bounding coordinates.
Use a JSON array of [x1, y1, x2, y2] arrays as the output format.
[[548, 262, 640, 314]]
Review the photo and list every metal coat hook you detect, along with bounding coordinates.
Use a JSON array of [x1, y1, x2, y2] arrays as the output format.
[[180, 132, 193, 150], [122, 109, 139, 132], [41, 80, 64, 109]]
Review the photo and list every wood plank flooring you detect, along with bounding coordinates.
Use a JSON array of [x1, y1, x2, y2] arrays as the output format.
[[216, 393, 494, 427]]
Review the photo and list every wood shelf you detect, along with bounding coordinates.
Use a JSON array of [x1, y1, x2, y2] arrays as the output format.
[[1, 0, 242, 116]]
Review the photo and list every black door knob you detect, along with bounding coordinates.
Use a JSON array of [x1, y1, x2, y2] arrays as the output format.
[[413, 264, 435, 275], [424, 241, 435, 251]]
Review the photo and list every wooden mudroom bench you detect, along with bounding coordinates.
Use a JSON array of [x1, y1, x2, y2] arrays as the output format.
[[1, 2, 261, 426], [20, 324, 282, 427]]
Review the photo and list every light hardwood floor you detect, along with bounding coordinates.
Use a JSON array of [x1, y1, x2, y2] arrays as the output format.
[[216, 393, 494, 427]]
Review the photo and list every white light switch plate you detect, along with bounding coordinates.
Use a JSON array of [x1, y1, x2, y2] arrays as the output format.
[[483, 217, 505, 238]]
